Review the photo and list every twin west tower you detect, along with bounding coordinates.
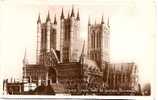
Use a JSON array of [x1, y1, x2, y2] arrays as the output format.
[[36, 7, 110, 71], [3, 6, 139, 95]]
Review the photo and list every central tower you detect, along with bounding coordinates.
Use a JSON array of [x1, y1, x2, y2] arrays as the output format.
[[60, 7, 80, 63]]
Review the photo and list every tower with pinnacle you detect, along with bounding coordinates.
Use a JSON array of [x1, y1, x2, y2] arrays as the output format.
[[87, 16, 110, 71], [36, 12, 58, 64], [60, 7, 80, 63]]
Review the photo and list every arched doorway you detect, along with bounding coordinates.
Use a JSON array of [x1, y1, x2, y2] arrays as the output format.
[[48, 68, 57, 84]]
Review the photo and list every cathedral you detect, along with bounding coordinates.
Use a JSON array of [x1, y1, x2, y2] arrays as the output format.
[[20, 6, 138, 94], [23, 7, 89, 86]]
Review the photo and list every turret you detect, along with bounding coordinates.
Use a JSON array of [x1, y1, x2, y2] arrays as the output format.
[[76, 9, 80, 20], [88, 16, 91, 26], [67, 11, 70, 19], [23, 48, 28, 66], [60, 8, 64, 19], [54, 14, 57, 25], [37, 13, 42, 64], [101, 15, 104, 24], [75, 8, 80, 49], [37, 13, 41, 24], [75, 9, 80, 37], [37, 13, 41, 31], [46, 11, 51, 52], [71, 6, 75, 17], [70, 6, 75, 23], [87, 17, 91, 59], [23, 49, 28, 80], [60, 8, 65, 62], [46, 11, 51, 23], [107, 16, 110, 28], [101, 15, 105, 30], [100, 16, 110, 71], [50, 14, 57, 50]]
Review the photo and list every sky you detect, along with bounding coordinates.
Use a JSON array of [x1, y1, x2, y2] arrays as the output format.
[[0, 0, 156, 94]]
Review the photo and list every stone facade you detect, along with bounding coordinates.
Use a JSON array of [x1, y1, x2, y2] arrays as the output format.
[[36, 12, 58, 64], [21, 6, 138, 94], [23, 7, 86, 86], [103, 62, 138, 90], [87, 16, 110, 71], [60, 7, 80, 63]]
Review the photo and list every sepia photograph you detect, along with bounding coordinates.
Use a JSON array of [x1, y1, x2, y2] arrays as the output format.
[[0, 0, 156, 99]]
